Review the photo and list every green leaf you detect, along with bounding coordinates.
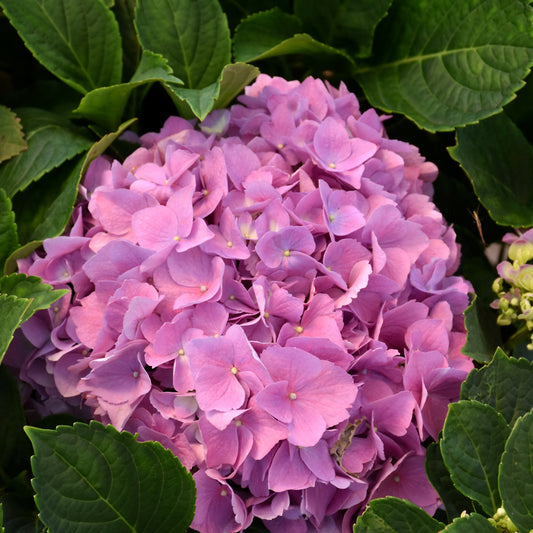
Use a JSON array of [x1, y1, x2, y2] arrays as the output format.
[[25, 421, 196, 533], [294, 0, 340, 45], [462, 294, 501, 363], [448, 112, 533, 227], [334, 0, 393, 58], [440, 513, 498, 532], [79, 117, 138, 180], [74, 51, 183, 130], [0, 189, 18, 272], [233, 8, 354, 65], [113, 0, 141, 80], [4, 241, 44, 276], [214, 63, 260, 110], [0, 273, 68, 324], [135, 0, 231, 89], [0, 471, 43, 533], [499, 408, 533, 533], [441, 400, 511, 515], [356, 0, 533, 131], [0, 294, 31, 364], [0, 0, 122, 94], [13, 156, 85, 243], [166, 62, 259, 120], [0, 105, 26, 164], [425, 442, 475, 521], [166, 81, 221, 121], [0, 108, 93, 198], [0, 366, 31, 479], [353, 496, 444, 533], [461, 347, 533, 426]]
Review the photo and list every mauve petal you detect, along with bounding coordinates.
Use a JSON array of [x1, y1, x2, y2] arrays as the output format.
[[243, 402, 289, 459], [79, 341, 151, 429], [289, 402, 327, 446], [149, 389, 197, 421], [132, 206, 178, 250], [165, 248, 224, 309], [255, 381, 292, 423], [341, 434, 379, 474], [299, 439, 335, 481], [313, 117, 351, 165], [89, 188, 149, 235], [53, 350, 90, 397], [83, 240, 152, 282], [194, 365, 246, 411], [369, 391, 416, 437], [192, 470, 249, 533], [223, 143, 261, 190], [256, 227, 315, 268], [268, 441, 315, 492], [199, 416, 240, 468], [172, 353, 196, 393]]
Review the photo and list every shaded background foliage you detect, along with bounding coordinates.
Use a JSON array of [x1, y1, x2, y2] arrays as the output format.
[[0, 0, 532, 531]]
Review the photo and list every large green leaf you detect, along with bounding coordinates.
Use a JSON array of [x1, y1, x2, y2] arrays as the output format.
[[0, 108, 93, 198], [0, 273, 67, 364], [499, 408, 533, 533], [353, 496, 444, 533], [74, 52, 183, 130], [441, 401, 510, 515], [233, 8, 354, 65], [462, 295, 501, 363], [0, 0, 122, 94], [0, 294, 31, 364], [356, 0, 533, 131], [0, 273, 68, 324], [166, 62, 260, 121], [0, 105, 26, 164], [449, 112, 533, 227], [0, 189, 18, 272], [294, 0, 340, 45], [334, 0, 393, 58], [13, 156, 84, 243], [26, 421, 196, 533], [135, 0, 230, 89], [461, 347, 533, 426], [79, 117, 138, 179], [167, 81, 221, 121], [113, 0, 141, 80], [213, 63, 260, 110], [440, 513, 498, 532], [4, 241, 44, 277], [425, 442, 475, 521]]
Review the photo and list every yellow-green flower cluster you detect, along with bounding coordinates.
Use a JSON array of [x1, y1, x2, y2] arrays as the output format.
[[492, 229, 533, 350]]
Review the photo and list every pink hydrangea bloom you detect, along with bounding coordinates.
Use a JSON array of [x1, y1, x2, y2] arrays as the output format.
[[7, 74, 474, 532]]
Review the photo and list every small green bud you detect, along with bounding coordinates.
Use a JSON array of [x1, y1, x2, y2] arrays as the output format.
[[521, 298, 532, 313], [497, 314, 513, 326], [514, 265, 533, 292], [508, 241, 533, 266], [492, 278, 504, 294], [499, 298, 509, 311]]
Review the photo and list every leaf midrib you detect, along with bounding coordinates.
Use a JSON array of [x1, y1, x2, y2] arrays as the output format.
[[354, 43, 530, 74], [45, 443, 138, 531], [37, 0, 97, 92]]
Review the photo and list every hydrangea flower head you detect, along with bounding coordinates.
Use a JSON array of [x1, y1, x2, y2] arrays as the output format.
[[7, 75, 473, 532]]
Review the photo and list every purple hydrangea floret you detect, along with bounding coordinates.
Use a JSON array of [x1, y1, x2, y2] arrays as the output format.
[[7, 75, 474, 532]]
